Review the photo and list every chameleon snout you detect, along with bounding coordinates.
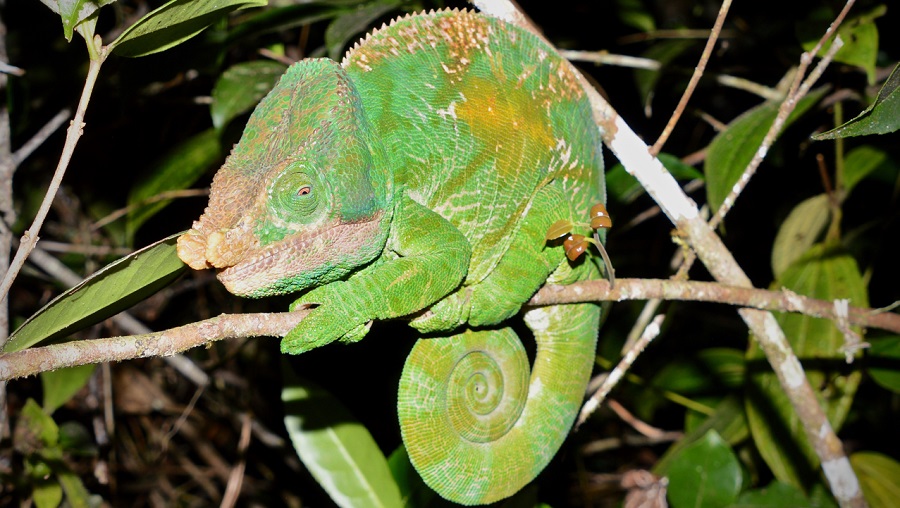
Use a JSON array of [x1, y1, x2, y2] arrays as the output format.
[[176, 224, 259, 271]]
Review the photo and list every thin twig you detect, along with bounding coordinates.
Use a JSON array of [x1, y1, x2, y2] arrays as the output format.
[[220, 413, 253, 508], [0, 39, 108, 310], [0, 61, 24, 76], [580, 432, 683, 455], [528, 278, 900, 334], [710, 26, 849, 228], [607, 399, 672, 439], [650, 0, 732, 155], [21, 242, 210, 387], [716, 74, 783, 101], [559, 49, 660, 70], [12, 108, 72, 167], [577, 315, 665, 427], [0, 310, 307, 381], [91, 188, 209, 230]]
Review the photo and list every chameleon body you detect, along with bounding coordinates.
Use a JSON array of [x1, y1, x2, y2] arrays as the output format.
[[177, 9, 604, 505]]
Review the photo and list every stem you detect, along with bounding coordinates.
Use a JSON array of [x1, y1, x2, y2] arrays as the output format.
[[3, 277, 897, 381], [0, 49, 107, 312], [650, 0, 732, 155]]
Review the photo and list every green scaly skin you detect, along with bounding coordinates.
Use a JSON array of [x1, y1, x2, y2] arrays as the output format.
[[177, 9, 605, 505]]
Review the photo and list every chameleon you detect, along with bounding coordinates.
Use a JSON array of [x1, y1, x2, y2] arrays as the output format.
[[177, 8, 605, 505]]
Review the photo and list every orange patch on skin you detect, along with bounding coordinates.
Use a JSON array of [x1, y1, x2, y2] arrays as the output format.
[[455, 76, 556, 154]]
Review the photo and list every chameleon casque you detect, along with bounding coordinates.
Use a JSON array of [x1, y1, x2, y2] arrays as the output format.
[[177, 8, 605, 505]]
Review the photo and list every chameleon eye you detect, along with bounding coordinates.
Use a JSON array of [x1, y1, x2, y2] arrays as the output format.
[[269, 169, 322, 225]]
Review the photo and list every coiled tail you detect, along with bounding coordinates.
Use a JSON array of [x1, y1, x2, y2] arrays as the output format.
[[398, 301, 600, 505]]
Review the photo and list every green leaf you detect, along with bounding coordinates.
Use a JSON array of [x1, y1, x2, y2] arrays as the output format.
[[55, 468, 92, 508], [812, 62, 900, 140], [225, 2, 365, 45], [655, 395, 749, 475], [32, 479, 64, 508], [634, 40, 696, 116], [58, 422, 97, 456], [211, 61, 287, 131], [607, 153, 703, 204], [851, 451, 900, 508], [126, 129, 220, 242], [867, 336, 900, 394], [650, 359, 712, 394], [39, 0, 116, 42], [696, 348, 746, 389], [41, 364, 97, 414], [733, 481, 814, 507], [325, 0, 401, 60], [770, 194, 830, 279], [3, 234, 187, 353], [842, 145, 890, 195], [15, 399, 60, 454], [282, 363, 403, 508], [706, 88, 827, 214], [800, 6, 885, 85], [109, 0, 268, 57], [614, 0, 655, 33], [666, 430, 742, 508], [746, 244, 867, 490], [387, 445, 439, 508]]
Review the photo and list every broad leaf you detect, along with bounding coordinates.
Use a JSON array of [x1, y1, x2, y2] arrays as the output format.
[[387, 445, 439, 508], [812, 62, 900, 139], [696, 348, 746, 389], [799, 5, 885, 85], [655, 395, 749, 475], [614, 0, 656, 33], [733, 481, 815, 507], [842, 145, 892, 196], [607, 153, 703, 204], [282, 364, 403, 508], [32, 480, 64, 508], [126, 129, 220, 242], [634, 39, 696, 116], [325, 0, 401, 60], [851, 451, 900, 508], [666, 430, 742, 508], [16, 399, 60, 452], [770, 194, 830, 279], [211, 61, 287, 130], [39, 0, 116, 42], [746, 244, 867, 490], [706, 88, 826, 214], [109, 0, 268, 57], [867, 336, 900, 394], [3, 234, 186, 353], [41, 364, 97, 414], [225, 2, 365, 45]]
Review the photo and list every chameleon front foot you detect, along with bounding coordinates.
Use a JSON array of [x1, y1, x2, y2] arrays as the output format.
[[281, 283, 374, 354]]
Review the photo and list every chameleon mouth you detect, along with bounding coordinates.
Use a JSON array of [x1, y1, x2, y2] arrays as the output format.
[[215, 213, 384, 297]]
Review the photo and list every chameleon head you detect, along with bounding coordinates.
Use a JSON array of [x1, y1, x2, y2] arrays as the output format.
[[177, 59, 391, 297]]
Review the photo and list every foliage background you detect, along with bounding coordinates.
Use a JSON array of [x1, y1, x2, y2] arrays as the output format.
[[1, 0, 899, 506]]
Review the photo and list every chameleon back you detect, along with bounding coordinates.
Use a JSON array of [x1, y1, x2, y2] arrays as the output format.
[[342, 9, 604, 283]]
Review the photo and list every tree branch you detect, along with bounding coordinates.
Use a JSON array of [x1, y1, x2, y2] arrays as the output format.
[[2, 277, 896, 382], [0, 310, 308, 381], [528, 278, 900, 334]]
